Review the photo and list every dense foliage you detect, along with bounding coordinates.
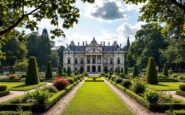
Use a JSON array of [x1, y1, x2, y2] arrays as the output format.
[[25, 56, 39, 84], [45, 61, 52, 80], [146, 57, 158, 84]]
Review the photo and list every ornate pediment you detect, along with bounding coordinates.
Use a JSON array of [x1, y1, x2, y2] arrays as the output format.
[[86, 46, 102, 53]]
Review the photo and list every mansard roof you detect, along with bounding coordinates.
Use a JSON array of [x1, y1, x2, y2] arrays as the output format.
[[65, 38, 123, 52]]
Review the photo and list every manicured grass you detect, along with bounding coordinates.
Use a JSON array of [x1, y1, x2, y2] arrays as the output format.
[[0, 82, 46, 91], [62, 82, 133, 115], [148, 82, 185, 91]]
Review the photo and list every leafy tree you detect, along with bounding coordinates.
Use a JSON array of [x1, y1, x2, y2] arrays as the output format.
[[58, 66, 62, 76], [57, 46, 65, 67], [162, 63, 168, 77], [45, 61, 52, 80], [25, 56, 39, 84], [146, 57, 158, 84], [124, 66, 128, 75], [37, 29, 51, 70], [51, 50, 60, 68], [2, 37, 27, 73], [133, 65, 139, 78], [125, 0, 184, 38], [0, 0, 95, 38]]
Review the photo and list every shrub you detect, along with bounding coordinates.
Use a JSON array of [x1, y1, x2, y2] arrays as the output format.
[[119, 73, 125, 78], [21, 74, 26, 78], [162, 64, 168, 77], [53, 77, 69, 90], [32, 90, 50, 104], [133, 65, 139, 78], [111, 75, 117, 81], [43, 85, 58, 93], [179, 84, 185, 91], [45, 61, 52, 80], [124, 66, 128, 75], [0, 85, 7, 91], [66, 77, 74, 84], [144, 90, 159, 103], [25, 56, 39, 84], [67, 68, 72, 76], [131, 79, 145, 94], [158, 74, 167, 78], [73, 76, 78, 81], [146, 57, 158, 84], [122, 80, 131, 88], [171, 73, 179, 78], [178, 76, 185, 80], [115, 77, 123, 84]]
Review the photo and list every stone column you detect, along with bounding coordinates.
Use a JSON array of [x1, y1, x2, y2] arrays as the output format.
[[96, 55, 97, 64], [101, 55, 103, 72], [84, 55, 87, 72]]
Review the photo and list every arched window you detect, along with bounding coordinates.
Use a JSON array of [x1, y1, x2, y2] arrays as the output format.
[[117, 57, 120, 64], [75, 58, 78, 64], [110, 58, 113, 64], [67, 58, 71, 64]]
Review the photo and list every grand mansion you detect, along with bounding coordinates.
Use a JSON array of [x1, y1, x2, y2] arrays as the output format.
[[63, 38, 124, 73]]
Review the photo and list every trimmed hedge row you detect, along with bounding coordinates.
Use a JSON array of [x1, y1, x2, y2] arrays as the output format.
[[0, 91, 9, 97], [0, 78, 84, 112], [106, 79, 185, 112], [176, 90, 185, 97], [158, 78, 178, 82], [166, 110, 185, 115], [0, 111, 32, 115]]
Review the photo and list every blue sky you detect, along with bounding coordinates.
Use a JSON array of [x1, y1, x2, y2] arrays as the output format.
[[24, 0, 145, 47]]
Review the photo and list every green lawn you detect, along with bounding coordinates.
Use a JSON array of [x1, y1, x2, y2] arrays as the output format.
[[148, 82, 185, 91], [62, 82, 133, 115], [0, 82, 46, 91]]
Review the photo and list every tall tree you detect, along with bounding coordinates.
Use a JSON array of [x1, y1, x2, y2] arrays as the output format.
[[37, 29, 51, 70], [51, 50, 60, 68], [57, 46, 65, 67]]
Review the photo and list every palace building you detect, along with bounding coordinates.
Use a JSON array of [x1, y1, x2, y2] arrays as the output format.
[[63, 37, 124, 73]]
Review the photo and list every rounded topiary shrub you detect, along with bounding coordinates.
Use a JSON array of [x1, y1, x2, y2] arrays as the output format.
[[25, 56, 39, 84], [144, 90, 159, 103], [115, 77, 123, 84], [179, 84, 185, 91], [146, 57, 158, 84], [133, 65, 139, 78], [162, 64, 168, 77], [66, 77, 74, 84], [53, 77, 69, 90], [0, 85, 7, 91], [119, 73, 125, 78], [45, 61, 52, 80], [122, 80, 131, 88], [131, 79, 145, 94]]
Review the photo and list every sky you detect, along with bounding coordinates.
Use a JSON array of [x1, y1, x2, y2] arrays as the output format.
[[23, 0, 145, 48]]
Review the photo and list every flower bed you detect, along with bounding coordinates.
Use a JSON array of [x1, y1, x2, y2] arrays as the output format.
[[0, 77, 83, 112], [106, 78, 185, 112]]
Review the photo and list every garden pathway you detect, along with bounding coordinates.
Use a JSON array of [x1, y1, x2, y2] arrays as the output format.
[[162, 91, 185, 101], [0, 82, 51, 103], [44, 79, 86, 115], [103, 78, 164, 115]]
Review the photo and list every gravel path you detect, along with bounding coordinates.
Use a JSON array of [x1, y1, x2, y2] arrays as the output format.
[[44, 79, 85, 115], [162, 91, 185, 101], [103, 78, 164, 115], [0, 82, 51, 103]]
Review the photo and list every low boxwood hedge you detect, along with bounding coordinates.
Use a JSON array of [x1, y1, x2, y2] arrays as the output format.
[[158, 78, 178, 82], [176, 90, 185, 97], [0, 91, 9, 97], [0, 80, 81, 112], [106, 78, 185, 112], [166, 110, 185, 115], [0, 111, 32, 115]]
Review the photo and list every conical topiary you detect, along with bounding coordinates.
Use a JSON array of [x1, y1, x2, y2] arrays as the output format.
[[45, 61, 52, 79], [146, 57, 158, 84], [25, 56, 39, 84], [133, 65, 139, 78], [162, 63, 168, 77]]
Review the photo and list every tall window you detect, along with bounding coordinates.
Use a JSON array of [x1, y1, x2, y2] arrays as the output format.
[[75, 59, 78, 64], [81, 59, 84, 64], [117, 58, 120, 64], [67, 58, 71, 64], [110, 58, 113, 64]]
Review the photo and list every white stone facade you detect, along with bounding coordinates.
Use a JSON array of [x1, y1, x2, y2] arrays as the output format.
[[63, 38, 124, 73]]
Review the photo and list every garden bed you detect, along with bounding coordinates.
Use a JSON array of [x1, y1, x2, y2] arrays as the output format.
[[0, 91, 10, 97], [0, 80, 81, 112], [176, 90, 185, 97], [0, 111, 32, 115], [85, 77, 104, 82], [106, 79, 185, 112]]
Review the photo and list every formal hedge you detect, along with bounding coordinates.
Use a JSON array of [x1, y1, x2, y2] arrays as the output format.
[[0, 111, 32, 115], [45, 61, 52, 80], [146, 57, 158, 84], [158, 78, 178, 82], [106, 78, 185, 112], [166, 110, 185, 115], [0, 78, 84, 112], [0, 91, 9, 97], [176, 90, 185, 97], [25, 56, 39, 84]]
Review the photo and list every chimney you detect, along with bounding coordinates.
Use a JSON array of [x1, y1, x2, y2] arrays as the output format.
[[103, 42, 105, 46], [108, 42, 110, 46], [86, 41, 87, 46], [67, 44, 68, 47], [83, 41, 84, 46], [120, 44, 121, 47], [78, 42, 79, 46]]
